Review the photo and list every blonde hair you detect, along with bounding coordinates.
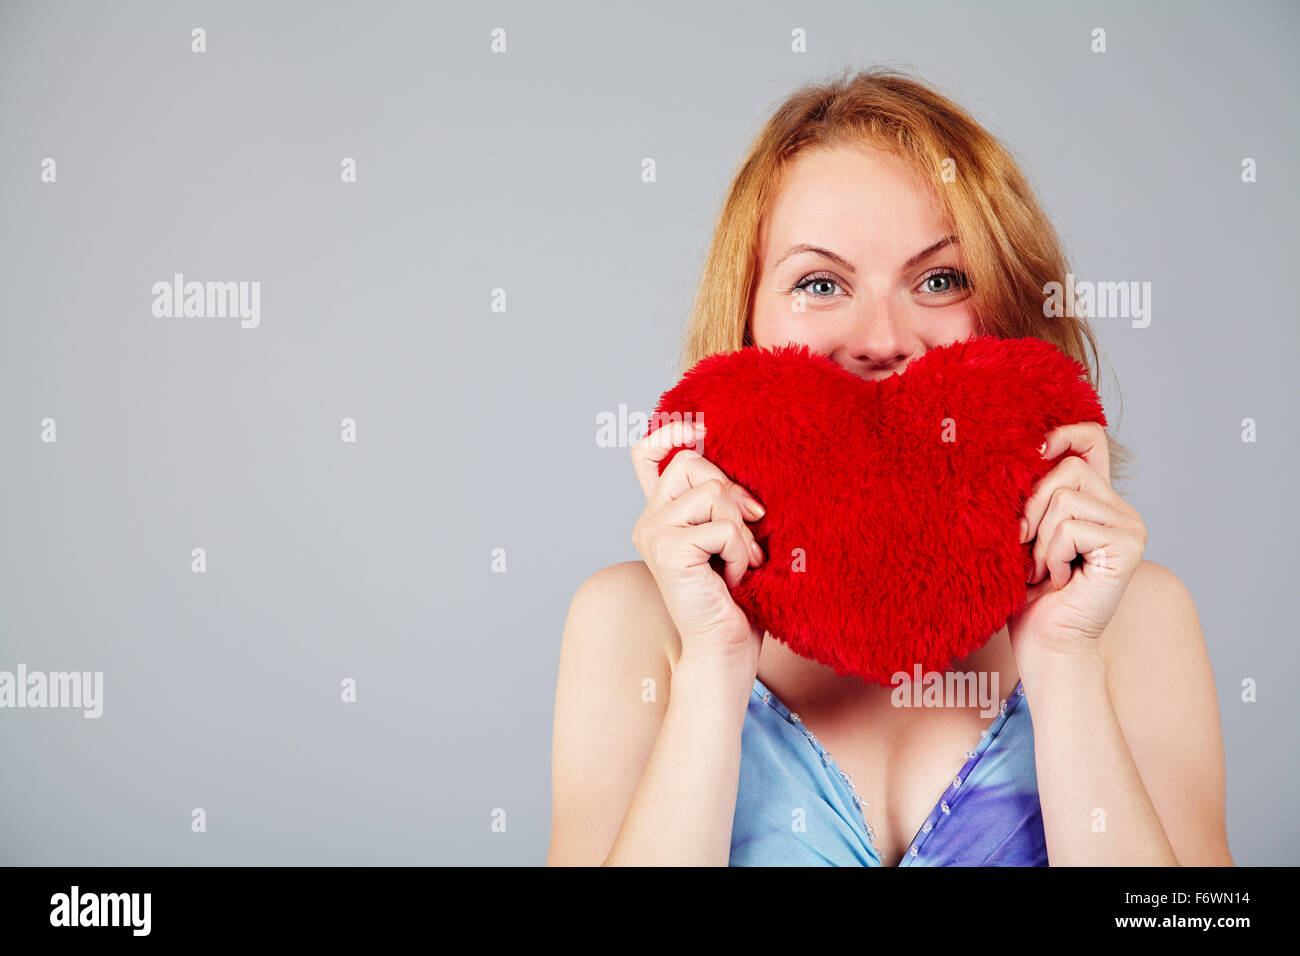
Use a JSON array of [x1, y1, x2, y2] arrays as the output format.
[[679, 65, 1130, 482]]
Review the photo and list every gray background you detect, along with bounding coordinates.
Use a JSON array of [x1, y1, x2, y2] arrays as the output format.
[[1, 0, 1295, 866]]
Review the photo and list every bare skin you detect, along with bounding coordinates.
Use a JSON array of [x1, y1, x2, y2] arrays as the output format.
[[547, 145, 1232, 867]]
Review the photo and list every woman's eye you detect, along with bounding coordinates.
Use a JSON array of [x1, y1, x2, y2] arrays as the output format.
[[791, 273, 843, 297], [918, 268, 970, 296]]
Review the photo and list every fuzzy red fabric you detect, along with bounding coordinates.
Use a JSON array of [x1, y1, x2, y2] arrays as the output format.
[[648, 336, 1107, 685]]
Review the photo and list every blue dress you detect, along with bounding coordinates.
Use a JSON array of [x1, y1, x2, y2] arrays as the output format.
[[729, 675, 1047, 866]]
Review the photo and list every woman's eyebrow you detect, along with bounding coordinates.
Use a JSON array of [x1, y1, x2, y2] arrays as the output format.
[[774, 244, 857, 273], [903, 235, 959, 270], [773, 235, 959, 274]]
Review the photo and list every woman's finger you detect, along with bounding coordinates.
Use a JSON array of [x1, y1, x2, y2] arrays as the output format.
[[1040, 421, 1110, 485], [645, 448, 766, 523], [1020, 454, 1113, 544], [629, 418, 706, 501], [667, 519, 760, 591], [1038, 517, 1136, 591], [656, 479, 765, 567], [1028, 487, 1140, 584]]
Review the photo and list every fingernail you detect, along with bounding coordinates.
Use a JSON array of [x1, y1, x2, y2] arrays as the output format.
[[1018, 518, 1029, 543], [746, 498, 766, 519], [1037, 441, 1047, 456], [751, 540, 765, 563]]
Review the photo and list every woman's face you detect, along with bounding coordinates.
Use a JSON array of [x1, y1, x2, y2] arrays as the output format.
[[749, 145, 978, 381]]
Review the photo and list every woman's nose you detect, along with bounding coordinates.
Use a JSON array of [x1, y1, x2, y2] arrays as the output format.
[[844, 300, 917, 371]]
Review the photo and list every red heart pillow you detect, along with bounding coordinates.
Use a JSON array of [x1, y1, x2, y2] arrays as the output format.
[[648, 335, 1107, 685]]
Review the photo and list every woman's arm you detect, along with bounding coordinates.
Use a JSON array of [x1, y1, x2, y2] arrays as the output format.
[[1011, 423, 1232, 866], [1102, 560, 1231, 864], [1023, 559, 1232, 866], [603, 650, 754, 865], [546, 560, 755, 866]]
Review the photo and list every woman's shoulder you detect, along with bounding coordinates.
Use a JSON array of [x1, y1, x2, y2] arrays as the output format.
[[549, 561, 679, 865], [573, 559, 660, 602], [1095, 565, 1232, 864], [548, 561, 686, 868], [569, 559, 670, 623], [1099, 559, 1202, 670], [563, 560, 678, 675]]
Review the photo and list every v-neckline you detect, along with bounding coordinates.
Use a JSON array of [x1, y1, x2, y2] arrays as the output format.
[[751, 674, 1026, 866]]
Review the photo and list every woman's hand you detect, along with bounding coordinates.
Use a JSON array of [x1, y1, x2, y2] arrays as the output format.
[[1008, 422, 1148, 666], [630, 419, 768, 671]]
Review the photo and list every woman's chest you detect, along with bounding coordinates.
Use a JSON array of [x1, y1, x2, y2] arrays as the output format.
[[800, 702, 996, 863], [752, 631, 1025, 864]]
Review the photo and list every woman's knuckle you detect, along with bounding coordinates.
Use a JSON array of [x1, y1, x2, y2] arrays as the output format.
[[676, 448, 701, 465], [649, 537, 673, 567]]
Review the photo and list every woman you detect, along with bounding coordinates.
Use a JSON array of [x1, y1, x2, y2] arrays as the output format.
[[547, 67, 1232, 866]]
